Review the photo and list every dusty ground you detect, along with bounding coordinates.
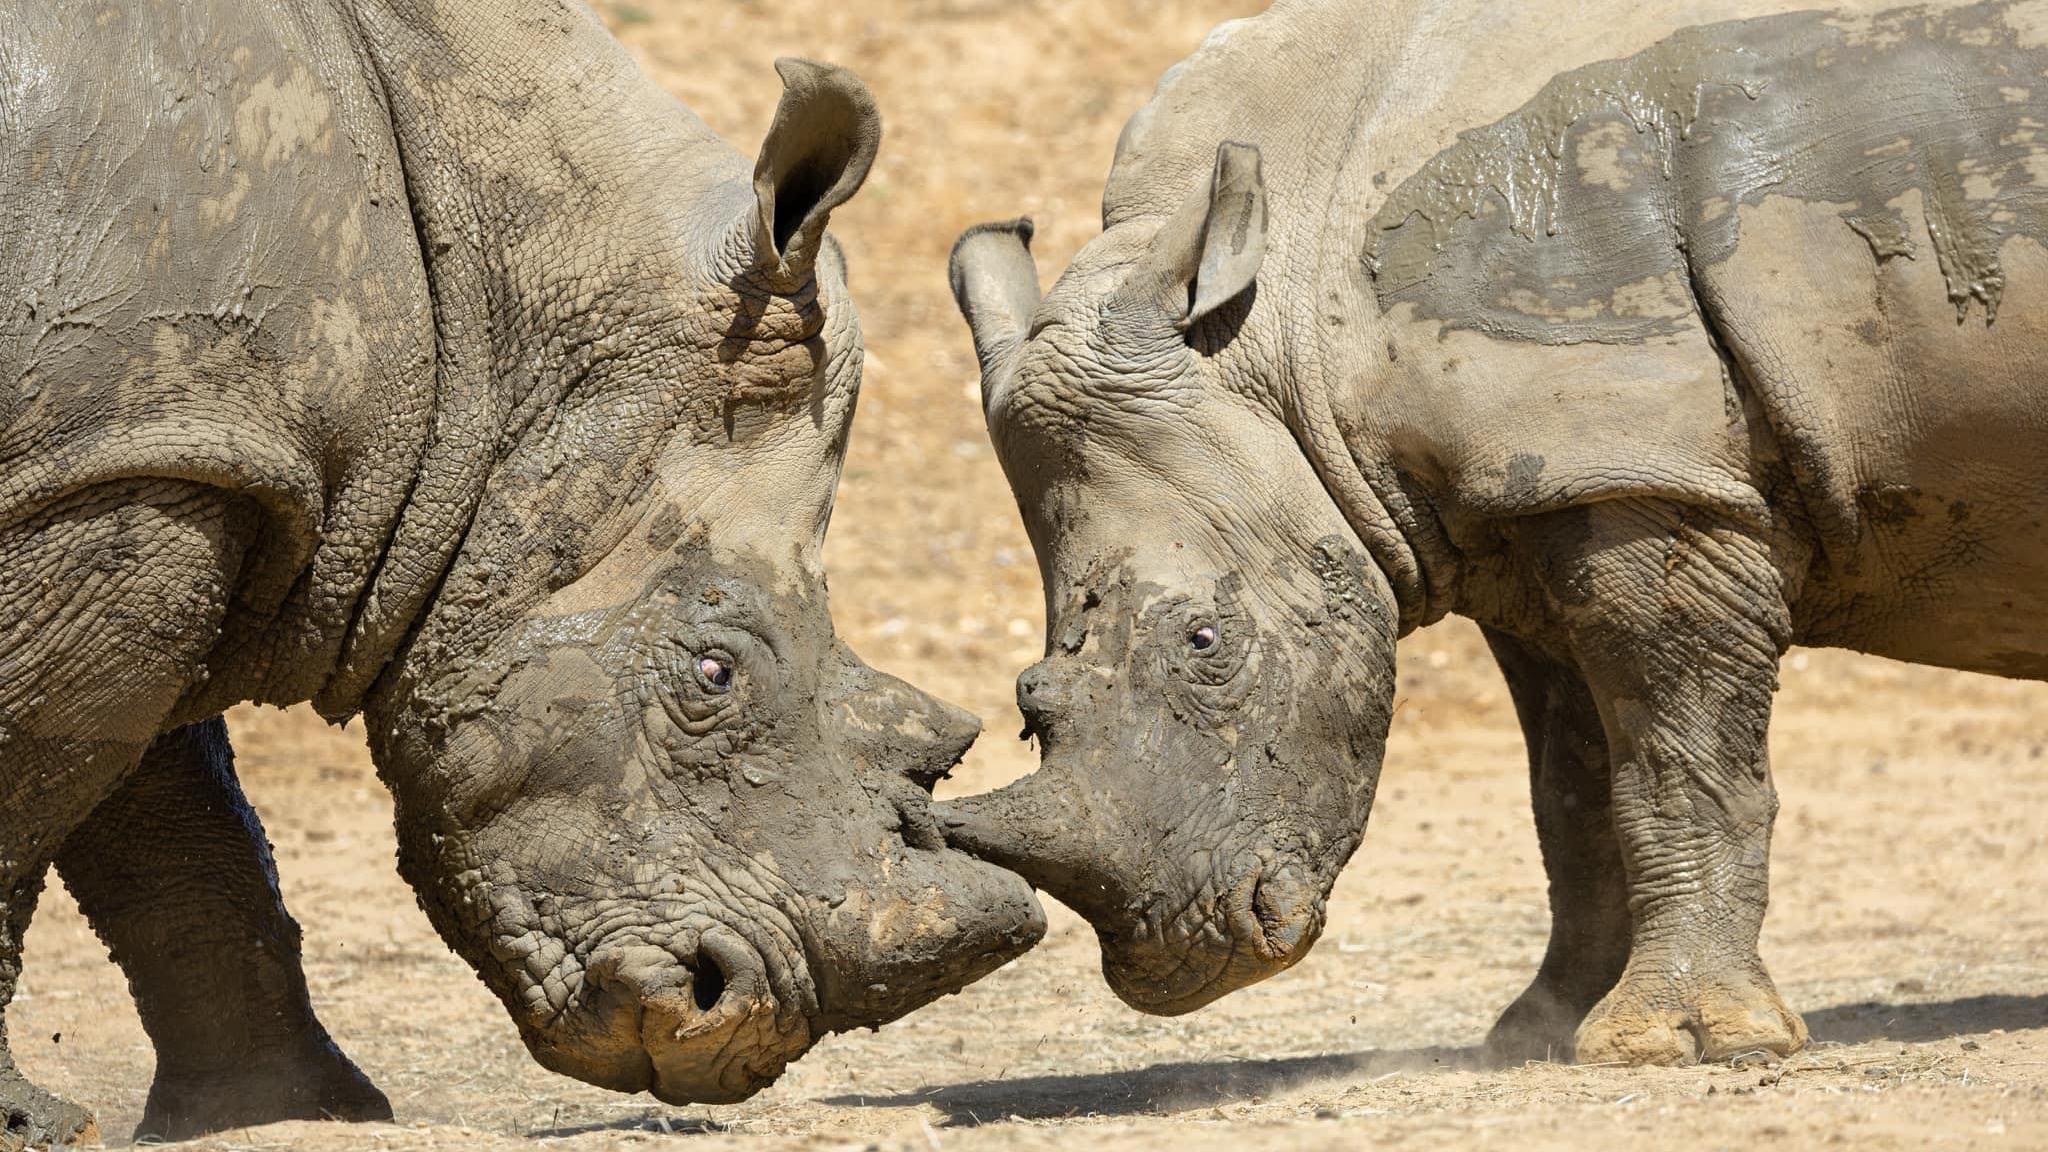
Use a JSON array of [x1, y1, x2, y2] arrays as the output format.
[[18, 1, 2048, 1148]]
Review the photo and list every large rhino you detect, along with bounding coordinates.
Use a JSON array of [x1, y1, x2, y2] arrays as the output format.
[[948, 0, 2048, 1066], [0, 0, 1043, 1144]]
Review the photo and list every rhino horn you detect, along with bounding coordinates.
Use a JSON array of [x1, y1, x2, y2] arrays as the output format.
[[934, 767, 1088, 893], [949, 217, 1041, 378], [750, 58, 881, 285], [1120, 139, 1267, 330]]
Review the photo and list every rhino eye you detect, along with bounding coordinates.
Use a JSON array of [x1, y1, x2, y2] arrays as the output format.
[[1189, 625, 1218, 652], [697, 655, 735, 691]]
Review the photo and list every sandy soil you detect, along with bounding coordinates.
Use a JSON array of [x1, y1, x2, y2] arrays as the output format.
[[17, 2, 2048, 1148]]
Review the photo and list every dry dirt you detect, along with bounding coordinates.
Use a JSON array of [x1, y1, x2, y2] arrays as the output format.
[[18, 2, 2048, 1149]]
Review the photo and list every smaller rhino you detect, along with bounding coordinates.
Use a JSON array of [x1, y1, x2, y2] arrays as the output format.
[[1, 0, 1042, 1145], [948, 0, 2048, 1068]]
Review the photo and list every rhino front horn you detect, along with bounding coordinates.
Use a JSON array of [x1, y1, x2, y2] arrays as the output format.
[[750, 58, 881, 284], [934, 766, 1087, 895], [949, 217, 1041, 377]]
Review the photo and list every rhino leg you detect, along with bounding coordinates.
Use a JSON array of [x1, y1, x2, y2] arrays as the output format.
[[55, 718, 391, 1143], [1480, 627, 1630, 1065], [1, 481, 258, 1146], [1521, 499, 1807, 1066], [1, 873, 98, 1152]]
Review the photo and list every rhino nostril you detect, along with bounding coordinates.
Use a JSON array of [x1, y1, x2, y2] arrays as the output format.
[[1247, 866, 1318, 961], [691, 955, 726, 1013]]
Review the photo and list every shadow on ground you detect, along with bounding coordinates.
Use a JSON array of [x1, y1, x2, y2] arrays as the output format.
[[823, 995, 2048, 1126], [526, 1115, 727, 1139], [1806, 993, 2048, 1045], [822, 1045, 1481, 1123]]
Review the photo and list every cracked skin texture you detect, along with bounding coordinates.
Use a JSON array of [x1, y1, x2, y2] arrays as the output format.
[[947, 0, 2048, 1069], [0, 0, 1042, 1145]]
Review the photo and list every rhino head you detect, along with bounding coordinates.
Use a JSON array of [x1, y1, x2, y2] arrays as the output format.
[[945, 144, 1397, 1014], [359, 59, 1042, 1103]]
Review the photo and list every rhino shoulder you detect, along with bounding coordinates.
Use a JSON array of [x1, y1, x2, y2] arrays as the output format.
[[2, 0, 435, 707]]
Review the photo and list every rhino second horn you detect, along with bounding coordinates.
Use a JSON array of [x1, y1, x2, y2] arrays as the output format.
[[949, 217, 1042, 377]]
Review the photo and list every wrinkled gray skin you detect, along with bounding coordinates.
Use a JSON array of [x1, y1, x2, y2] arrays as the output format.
[[950, 0, 2048, 1066], [0, 1, 1043, 1144]]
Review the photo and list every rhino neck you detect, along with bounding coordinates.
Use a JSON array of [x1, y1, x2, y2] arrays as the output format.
[[316, 0, 749, 719], [1277, 315, 1448, 638], [1087, 0, 1446, 634], [1252, 9, 1459, 638]]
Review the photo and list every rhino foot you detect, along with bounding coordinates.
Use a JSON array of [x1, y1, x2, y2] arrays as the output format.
[[1485, 978, 1599, 1065], [0, 1066, 98, 1151], [135, 1038, 391, 1143], [1574, 960, 1808, 1066]]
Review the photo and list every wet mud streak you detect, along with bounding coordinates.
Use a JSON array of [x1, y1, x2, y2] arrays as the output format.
[[1367, 1, 2048, 342]]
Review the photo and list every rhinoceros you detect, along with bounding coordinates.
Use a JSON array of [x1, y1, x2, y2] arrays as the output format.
[[0, 0, 1044, 1143], [947, 0, 2048, 1067]]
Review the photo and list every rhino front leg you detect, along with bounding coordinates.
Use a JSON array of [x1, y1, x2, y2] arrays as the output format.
[[1523, 500, 1807, 1066], [1, 873, 98, 1152], [2, 480, 262, 1147], [54, 718, 390, 1142], [1480, 627, 1630, 1064]]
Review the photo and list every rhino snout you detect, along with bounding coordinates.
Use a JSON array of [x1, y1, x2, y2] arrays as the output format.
[[577, 928, 810, 1105]]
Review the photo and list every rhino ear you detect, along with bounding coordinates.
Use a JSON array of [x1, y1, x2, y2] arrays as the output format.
[[750, 58, 881, 284], [1123, 140, 1267, 330], [949, 218, 1041, 374]]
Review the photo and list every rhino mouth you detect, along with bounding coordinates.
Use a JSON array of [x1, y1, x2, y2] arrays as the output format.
[[498, 769, 1043, 1103], [1099, 852, 1327, 1016], [530, 921, 815, 1106]]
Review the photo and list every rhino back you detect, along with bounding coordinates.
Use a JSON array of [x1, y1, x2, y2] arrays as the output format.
[[1365, 3, 2048, 343], [1356, 3, 2048, 671], [1098, 0, 2048, 653], [2, 0, 435, 707]]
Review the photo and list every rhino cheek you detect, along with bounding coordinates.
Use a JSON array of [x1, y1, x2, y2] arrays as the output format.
[[1087, 733, 1365, 1016]]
